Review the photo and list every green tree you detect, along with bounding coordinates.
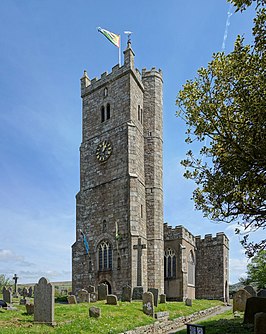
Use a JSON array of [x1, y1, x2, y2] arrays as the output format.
[[176, 0, 266, 257], [0, 274, 11, 290], [246, 250, 266, 289]]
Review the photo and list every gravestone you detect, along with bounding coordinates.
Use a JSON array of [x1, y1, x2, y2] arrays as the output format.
[[258, 289, 266, 298], [155, 311, 169, 321], [244, 297, 266, 324], [185, 298, 193, 306], [18, 288, 22, 295], [160, 294, 166, 304], [107, 294, 118, 305], [20, 298, 27, 305], [254, 312, 266, 334], [148, 288, 159, 307], [89, 306, 101, 318], [98, 283, 108, 301], [143, 291, 154, 317], [133, 238, 146, 286], [3, 287, 12, 304], [28, 286, 33, 298], [121, 285, 132, 302], [34, 277, 55, 325], [233, 289, 251, 312], [12, 274, 19, 296], [88, 285, 95, 293], [77, 289, 90, 303], [132, 286, 143, 300], [22, 287, 29, 298], [244, 285, 257, 297], [90, 292, 97, 302], [25, 302, 34, 315], [67, 295, 77, 304]]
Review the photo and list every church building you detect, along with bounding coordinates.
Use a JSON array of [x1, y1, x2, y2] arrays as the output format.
[[72, 41, 229, 302]]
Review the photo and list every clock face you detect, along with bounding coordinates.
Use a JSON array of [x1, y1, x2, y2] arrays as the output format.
[[96, 140, 112, 162]]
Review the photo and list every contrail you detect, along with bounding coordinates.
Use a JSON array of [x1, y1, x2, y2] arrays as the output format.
[[222, 4, 233, 51]]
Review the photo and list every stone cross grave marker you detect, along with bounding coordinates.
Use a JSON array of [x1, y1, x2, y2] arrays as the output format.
[[143, 291, 154, 317], [133, 238, 146, 286], [12, 274, 19, 296], [34, 277, 55, 325]]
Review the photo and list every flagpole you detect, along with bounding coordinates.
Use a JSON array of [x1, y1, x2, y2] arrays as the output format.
[[119, 35, 121, 66]]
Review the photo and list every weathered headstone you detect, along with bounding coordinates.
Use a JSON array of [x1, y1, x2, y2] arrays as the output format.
[[107, 294, 118, 305], [258, 289, 266, 298], [22, 287, 29, 298], [148, 288, 159, 307], [89, 306, 101, 318], [28, 286, 33, 298], [244, 297, 266, 324], [254, 312, 266, 334], [233, 289, 252, 312], [132, 286, 144, 300], [34, 277, 55, 325], [121, 285, 132, 302], [20, 298, 27, 305], [88, 285, 95, 293], [2, 287, 12, 304], [90, 292, 97, 302], [160, 294, 166, 304], [185, 298, 193, 306], [67, 295, 77, 304], [98, 283, 108, 301], [244, 285, 257, 297], [143, 291, 154, 317], [155, 311, 169, 321], [25, 302, 34, 315], [77, 289, 90, 303]]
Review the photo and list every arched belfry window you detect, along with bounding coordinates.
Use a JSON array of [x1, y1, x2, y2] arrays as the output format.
[[106, 103, 111, 120], [164, 248, 176, 279], [188, 250, 195, 285], [98, 241, 112, 271], [101, 106, 105, 123]]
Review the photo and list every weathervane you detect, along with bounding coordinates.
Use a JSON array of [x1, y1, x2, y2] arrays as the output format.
[[124, 31, 133, 45]]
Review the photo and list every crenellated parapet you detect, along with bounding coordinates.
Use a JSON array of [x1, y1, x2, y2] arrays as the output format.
[[164, 223, 195, 246], [195, 232, 229, 249]]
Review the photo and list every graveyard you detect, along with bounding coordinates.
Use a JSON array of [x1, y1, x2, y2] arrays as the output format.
[[2, 279, 266, 333]]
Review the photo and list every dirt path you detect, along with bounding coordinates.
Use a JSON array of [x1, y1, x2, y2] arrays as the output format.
[[166, 305, 232, 333]]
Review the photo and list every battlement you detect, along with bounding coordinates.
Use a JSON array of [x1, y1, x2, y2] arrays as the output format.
[[195, 232, 229, 248], [164, 223, 195, 245], [142, 67, 163, 81]]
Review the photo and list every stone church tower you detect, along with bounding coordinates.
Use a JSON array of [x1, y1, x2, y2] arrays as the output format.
[[72, 41, 164, 295]]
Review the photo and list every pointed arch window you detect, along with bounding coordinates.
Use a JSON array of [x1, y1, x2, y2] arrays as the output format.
[[101, 106, 105, 122], [188, 250, 195, 285], [98, 241, 112, 271], [106, 103, 111, 120], [164, 248, 176, 279]]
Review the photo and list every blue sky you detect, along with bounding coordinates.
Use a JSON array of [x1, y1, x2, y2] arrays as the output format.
[[0, 0, 257, 284]]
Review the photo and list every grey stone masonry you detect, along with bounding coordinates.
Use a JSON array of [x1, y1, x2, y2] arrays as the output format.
[[34, 277, 55, 325]]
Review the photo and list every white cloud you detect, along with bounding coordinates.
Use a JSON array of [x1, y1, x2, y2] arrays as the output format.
[[0, 249, 34, 266], [229, 257, 249, 283]]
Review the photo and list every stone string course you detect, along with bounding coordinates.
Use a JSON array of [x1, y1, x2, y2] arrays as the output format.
[[119, 306, 221, 334]]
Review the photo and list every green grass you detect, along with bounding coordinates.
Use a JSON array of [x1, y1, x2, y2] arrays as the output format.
[[177, 310, 254, 334], [0, 299, 222, 334]]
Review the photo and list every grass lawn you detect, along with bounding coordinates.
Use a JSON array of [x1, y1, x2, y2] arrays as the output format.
[[0, 299, 222, 334], [177, 310, 254, 334]]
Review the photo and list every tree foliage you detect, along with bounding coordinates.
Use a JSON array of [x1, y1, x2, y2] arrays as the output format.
[[0, 274, 11, 290], [176, 1, 266, 257], [246, 250, 266, 289]]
